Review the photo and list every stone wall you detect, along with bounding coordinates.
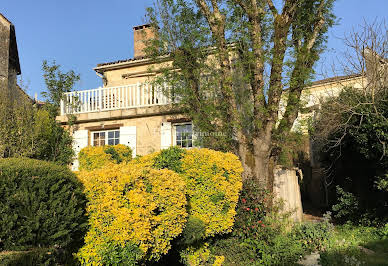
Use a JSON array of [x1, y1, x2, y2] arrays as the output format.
[[0, 17, 10, 89]]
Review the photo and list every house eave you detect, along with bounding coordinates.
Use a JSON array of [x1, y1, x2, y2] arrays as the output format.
[[93, 55, 170, 74]]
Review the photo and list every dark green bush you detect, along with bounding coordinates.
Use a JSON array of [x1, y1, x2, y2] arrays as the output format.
[[181, 217, 206, 246], [153, 146, 186, 173], [332, 186, 360, 223], [0, 158, 88, 255]]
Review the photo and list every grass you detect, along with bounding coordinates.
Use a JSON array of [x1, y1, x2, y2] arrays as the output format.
[[320, 224, 388, 265]]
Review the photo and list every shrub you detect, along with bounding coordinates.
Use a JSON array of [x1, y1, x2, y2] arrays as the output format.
[[77, 163, 187, 265], [292, 213, 334, 251], [153, 147, 243, 238], [77, 147, 243, 265], [332, 186, 360, 223], [212, 221, 306, 266], [180, 148, 243, 237], [180, 243, 224, 266], [78, 144, 132, 171], [154, 146, 186, 173], [0, 158, 87, 256], [211, 178, 312, 266], [233, 177, 274, 239]]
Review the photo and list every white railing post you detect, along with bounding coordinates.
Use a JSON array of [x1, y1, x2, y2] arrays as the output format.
[[99, 87, 103, 111], [137, 82, 141, 106], [60, 99, 65, 115]]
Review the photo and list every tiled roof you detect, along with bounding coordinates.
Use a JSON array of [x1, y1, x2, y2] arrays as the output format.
[[310, 74, 362, 86], [96, 56, 148, 67]]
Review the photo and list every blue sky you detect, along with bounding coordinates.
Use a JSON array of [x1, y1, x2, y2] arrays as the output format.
[[1, 0, 387, 99]]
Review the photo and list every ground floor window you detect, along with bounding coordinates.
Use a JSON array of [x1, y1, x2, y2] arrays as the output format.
[[92, 129, 120, 146], [174, 123, 193, 148]]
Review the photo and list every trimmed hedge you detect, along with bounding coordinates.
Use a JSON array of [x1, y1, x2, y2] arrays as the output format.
[[0, 158, 88, 256]]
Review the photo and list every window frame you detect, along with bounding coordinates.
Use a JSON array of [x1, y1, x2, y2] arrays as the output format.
[[173, 122, 195, 149], [91, 129, 120, 147]]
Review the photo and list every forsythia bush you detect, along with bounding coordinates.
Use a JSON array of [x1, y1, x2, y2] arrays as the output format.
[[77, 162, 187, 265], [78, 144, 132, 171]]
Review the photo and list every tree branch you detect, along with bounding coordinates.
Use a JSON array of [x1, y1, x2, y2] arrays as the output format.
[[266, 0, 278, 17]]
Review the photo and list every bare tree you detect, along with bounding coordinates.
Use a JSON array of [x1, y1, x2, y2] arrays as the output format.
[[311, 20, 388, 205]]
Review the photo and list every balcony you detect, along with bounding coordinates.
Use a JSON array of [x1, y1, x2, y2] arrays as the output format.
[[60, 83, 171, 115]]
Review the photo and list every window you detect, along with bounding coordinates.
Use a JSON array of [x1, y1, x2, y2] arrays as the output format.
[[92, 130, 120, 146], [174, 123, 193, 148]]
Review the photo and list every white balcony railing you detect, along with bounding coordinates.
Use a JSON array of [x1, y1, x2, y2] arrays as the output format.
[[60, 83, 171, 115]]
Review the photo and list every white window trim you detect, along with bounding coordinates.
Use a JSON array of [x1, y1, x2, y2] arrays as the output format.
[[172, 122, 196, 149], [91, 129, 120, 146]]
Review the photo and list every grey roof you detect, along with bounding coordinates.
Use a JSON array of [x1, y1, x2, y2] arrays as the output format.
[[310, 74, 362, 86]]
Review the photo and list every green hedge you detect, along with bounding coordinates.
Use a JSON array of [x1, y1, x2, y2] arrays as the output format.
[[0, 158, 88, 256]]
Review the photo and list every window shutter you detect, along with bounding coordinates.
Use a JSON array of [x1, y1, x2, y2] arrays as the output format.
[[72, 129, 88, 171], [120, 126, 137, 157], [160, 122, 172, 150]]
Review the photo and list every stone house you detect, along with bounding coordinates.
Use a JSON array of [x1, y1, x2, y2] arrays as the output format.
[[56, 24, 365, 172], [0, 13, 30, 101]]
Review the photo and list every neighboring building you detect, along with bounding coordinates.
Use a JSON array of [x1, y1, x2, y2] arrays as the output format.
[[0, 13, 29, 101], [56, 24, 366, 171]]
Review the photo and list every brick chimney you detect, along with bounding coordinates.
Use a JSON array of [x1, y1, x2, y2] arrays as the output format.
[[133, 24, 155, 59]]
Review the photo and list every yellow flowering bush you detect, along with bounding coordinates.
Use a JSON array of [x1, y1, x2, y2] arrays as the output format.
[[76, 146, 243, 265], [180, 148, 243, 237], [76, 162, 187, 265], [78, 144, 132, 171]]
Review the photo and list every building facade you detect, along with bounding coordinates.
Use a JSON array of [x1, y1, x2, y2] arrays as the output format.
[[57, 24, 365, 171]]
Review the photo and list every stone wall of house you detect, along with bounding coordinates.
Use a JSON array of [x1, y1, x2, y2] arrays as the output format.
[[58, 105, 184, 156], [0, 15, 24, 102], [0, 17, 10, 90]]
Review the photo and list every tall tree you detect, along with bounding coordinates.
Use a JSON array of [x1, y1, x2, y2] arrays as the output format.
[[146, 0, 336, 188], [0, 61, 77, 165], [41, 60, 80, 116]]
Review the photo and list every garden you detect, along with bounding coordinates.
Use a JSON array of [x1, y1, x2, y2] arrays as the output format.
[[1, 144, 387, 265], [0, 0, 387, 264]]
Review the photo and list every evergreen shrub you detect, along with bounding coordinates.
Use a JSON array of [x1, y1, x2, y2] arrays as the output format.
[[0, 158, 88, 258]]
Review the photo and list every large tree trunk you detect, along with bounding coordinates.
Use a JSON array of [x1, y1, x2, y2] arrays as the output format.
[[252, 137, 273, 190]]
